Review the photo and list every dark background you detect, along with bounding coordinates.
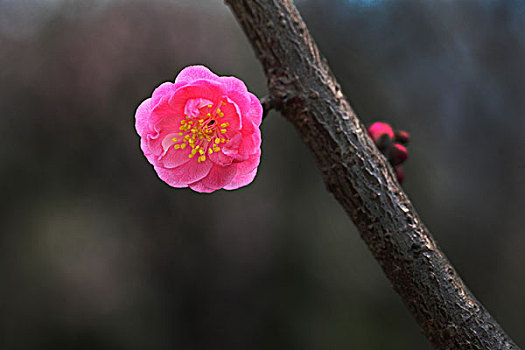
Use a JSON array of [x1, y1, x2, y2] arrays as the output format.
[[1, 0, 524, 349]]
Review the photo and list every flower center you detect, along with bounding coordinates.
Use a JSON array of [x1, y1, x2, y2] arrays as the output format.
[[172, 102, 230, 163]]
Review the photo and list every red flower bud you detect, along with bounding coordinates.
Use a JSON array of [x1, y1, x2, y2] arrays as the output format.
[[376, 133, 393, 152], [395, 166, 405, 184], [389, 143, 408, 166], [368, 122, 409, 184], [394, 130, 410, 145], [368, 122, 394, 143]]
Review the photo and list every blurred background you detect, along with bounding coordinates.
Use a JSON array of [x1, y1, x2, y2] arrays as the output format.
[[1, 0, 524, 349]]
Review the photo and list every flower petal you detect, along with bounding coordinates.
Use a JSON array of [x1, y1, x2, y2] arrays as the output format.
[[154, 158, 212, 188], [140, 137, 152, 157], [224, 89, 251, 121], [151, 82, 185, 108], [237, 122, 261, 159], [148, 95, 179, 132], [246, 93, 263, 126], [219, 76, 248, 94], [187, 182, 216, 193], [223, 168, 258, 190], [220, 97, 242, 132], [184, 98, 214, 118], [145, 114, 186, 156], [208, 148, 233, 167], [221, 133, 243, 159], [158, 133, 191, 169], [175, 65, 219, 84], [160, 147, 192, 169], [190, 163, 237, 193], [236, 150, 261, 175], [135, 98, 151, 136], [169, 80, 225, 114]]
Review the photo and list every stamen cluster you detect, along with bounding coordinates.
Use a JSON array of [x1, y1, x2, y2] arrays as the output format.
[[172, 103, 230, 163]]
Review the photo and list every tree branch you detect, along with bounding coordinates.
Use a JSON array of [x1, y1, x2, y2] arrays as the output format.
[[260, 94, 278, 119], [225, 0, 519, 349]]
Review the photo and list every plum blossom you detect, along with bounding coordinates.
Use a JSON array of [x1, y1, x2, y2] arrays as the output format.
[[135, 65, 262, 193]]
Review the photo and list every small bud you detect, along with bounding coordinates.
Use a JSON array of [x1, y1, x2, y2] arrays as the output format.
[[394, 130, 410, 145], [395, 166, 405, 184], [368, 122, 394, 142], [389, 143, 408, 166], [368, 122, 395, 154], [376, 133, 393, 152]]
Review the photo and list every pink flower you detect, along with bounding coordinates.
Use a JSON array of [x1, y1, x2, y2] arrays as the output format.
[[135, 65, 262, 193]]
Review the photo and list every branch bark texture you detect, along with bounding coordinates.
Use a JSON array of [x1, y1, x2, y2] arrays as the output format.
[[225, 1, 519, 349]]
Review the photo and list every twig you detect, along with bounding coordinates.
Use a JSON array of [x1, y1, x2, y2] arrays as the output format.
[[260, 94, 276, 119]]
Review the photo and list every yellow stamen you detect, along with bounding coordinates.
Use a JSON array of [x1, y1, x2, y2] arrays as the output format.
[[174, 105, 231, 163]]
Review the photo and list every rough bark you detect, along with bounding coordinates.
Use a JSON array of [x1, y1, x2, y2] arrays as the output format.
[[225, 0, 520, 349]]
